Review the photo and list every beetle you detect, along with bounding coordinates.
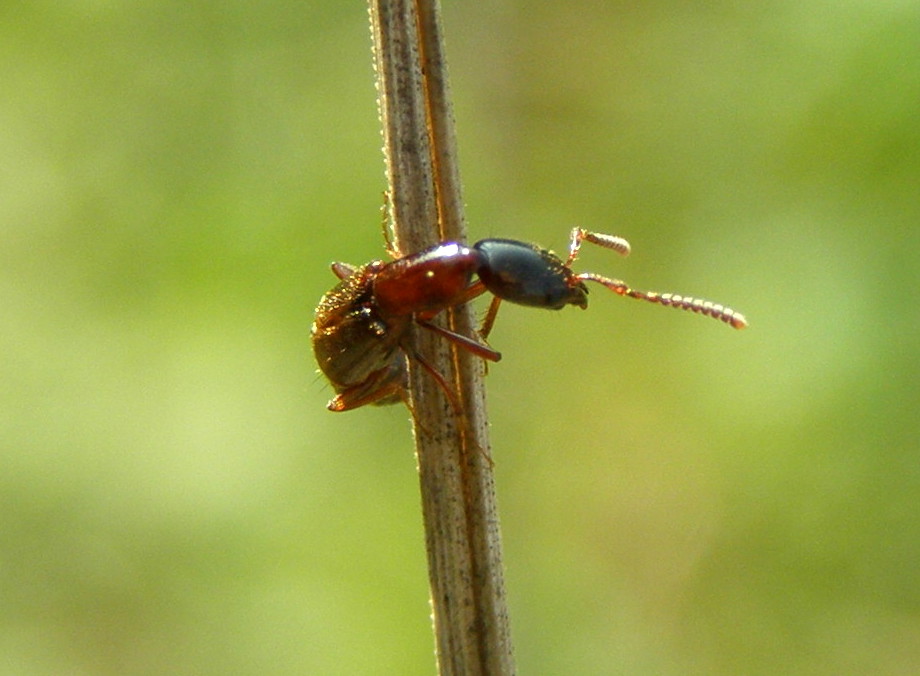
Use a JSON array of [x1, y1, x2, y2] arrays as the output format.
[[311, 228, 747, 412]]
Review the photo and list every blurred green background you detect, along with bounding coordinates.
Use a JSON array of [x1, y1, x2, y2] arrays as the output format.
[[3, 1, 918, 674]]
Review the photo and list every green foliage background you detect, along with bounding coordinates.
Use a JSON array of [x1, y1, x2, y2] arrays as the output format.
[[3, 2, 918, 674]]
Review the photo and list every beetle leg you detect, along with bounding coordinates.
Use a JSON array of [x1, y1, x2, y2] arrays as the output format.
[[412, 280, 488, 324], [416, 318, 501, 362], [405, 345, 494, 466], [479, 296, 502, 340], [413, 279, 499, 353], [328, 382, 404, 411], [327, 358, 407, 411], [406, 346, 463, 414], [413, 280, 500, 345], [454, 279, 488, 306]]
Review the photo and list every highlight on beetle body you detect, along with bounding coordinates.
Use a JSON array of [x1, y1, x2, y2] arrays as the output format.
[[311, 228, 747, 412]]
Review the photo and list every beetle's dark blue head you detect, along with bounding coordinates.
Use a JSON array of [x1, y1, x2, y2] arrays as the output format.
[[473, 238, 588, 310]]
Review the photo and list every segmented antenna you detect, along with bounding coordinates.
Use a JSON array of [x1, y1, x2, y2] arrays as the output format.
[[567, 227, 631, 265], [569, 229, 748, 330], [576, 273, 748, 329], [653, 293, 748, 329]]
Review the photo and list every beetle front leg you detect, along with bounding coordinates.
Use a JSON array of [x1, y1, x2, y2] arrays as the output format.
[[479, 296, 502, 341]]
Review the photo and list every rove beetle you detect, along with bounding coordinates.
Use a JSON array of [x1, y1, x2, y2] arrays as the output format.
[[311, 228, 747, 412]]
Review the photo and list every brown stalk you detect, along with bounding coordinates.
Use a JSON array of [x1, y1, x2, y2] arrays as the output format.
[[368, 0, 515, 674]]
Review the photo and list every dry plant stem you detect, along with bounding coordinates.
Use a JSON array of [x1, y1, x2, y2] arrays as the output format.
[[369, 0, 515, 674]]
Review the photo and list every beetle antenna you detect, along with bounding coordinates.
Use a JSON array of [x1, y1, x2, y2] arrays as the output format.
[[567, 228, 631, 266], [576, 273, 748, 329]]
